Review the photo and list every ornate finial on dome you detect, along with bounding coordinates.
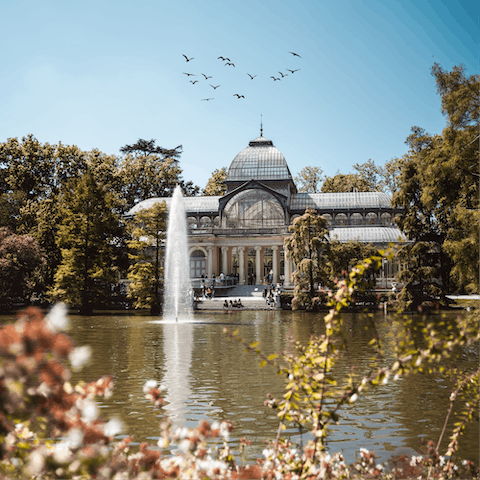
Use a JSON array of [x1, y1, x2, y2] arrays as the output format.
[[260, 114, 263, 137]]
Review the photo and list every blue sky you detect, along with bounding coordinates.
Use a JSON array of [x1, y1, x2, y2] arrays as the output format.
[[1, 0, 478, 191]]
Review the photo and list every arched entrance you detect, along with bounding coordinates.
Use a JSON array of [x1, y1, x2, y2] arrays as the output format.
[[189, 249, 206, 278]]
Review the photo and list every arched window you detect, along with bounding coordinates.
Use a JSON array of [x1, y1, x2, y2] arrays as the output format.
[[381, 212, 392, 225], [366, 212, 377, 225], [188, 217, 198, 229], [200, 216, 211, 227], [222, 189, 284, 228], [351, 213, 363, 225], [335, 213, 347, 226], [190, 250, 206, 278]]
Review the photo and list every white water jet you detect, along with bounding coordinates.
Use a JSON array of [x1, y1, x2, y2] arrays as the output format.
[[163, 186, 193, 320]]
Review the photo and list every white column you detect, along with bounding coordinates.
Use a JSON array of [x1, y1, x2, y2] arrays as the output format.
[[207, 246, 214, 279], [272, 246, 279, 285], [238, 247, 245, 285], [284, 247, 292, 287], [221, 246, 228, 274], [255, 246, 262, 285]]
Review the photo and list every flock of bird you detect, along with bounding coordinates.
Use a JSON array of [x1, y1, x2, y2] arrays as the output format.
[[181, 52, 302, 102]]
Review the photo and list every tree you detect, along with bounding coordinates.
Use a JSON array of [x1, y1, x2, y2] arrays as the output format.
[[120, 138, 183, 159], [284, 207, 330, 310], [352, 159, 381, 192], [0, 135, 56, 202], [118, 141, 199, 210], [378, 156, 407, 195], [321, 173, 374, 193], [127, 202, 167, 314], [294, 166, 324, 193], [325, 240, 379, 291], [393, 64, 479, 294], [0, 228, 46, 310], [49, 170, 122, 315], [203, 167, 227, 196]]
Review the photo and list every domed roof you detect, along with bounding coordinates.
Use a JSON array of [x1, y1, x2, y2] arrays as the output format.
[[226, 135, 293, 182]]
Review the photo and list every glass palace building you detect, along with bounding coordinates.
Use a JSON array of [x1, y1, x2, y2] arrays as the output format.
[[127, 133, 407, 287]]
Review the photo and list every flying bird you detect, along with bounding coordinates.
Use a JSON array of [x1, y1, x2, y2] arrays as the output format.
[[225, 62, 235, 67], [289, 52, 301, 58], [201, 98, 214, 101], [183, 72, 196, 76], [286, 68, 301, 74], [190, 80, 199, 84], [182, 54, 194, 62], [247, 73, 257, 79], [210, 84, 221, 89], [217, 56, 226, 61], [270, 76, 281, 81], [233, 94, 245, 98], [201, 73, 212, 80], [278, 71, 288, 78]]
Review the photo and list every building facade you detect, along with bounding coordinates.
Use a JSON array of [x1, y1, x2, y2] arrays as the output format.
[[127, 133, 407, 287]]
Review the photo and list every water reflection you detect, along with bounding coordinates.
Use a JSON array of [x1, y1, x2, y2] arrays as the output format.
[[55, 310, 479, 465], [161, 323, 193, 427]]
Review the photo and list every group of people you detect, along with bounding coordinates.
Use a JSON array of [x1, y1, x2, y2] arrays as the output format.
[[262, 283, 283, 307], [223, 299, 243, 309]]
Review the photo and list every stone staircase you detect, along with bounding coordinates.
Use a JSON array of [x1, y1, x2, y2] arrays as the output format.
[[221, 284, 265, 298], [195, 284, 273, 310]]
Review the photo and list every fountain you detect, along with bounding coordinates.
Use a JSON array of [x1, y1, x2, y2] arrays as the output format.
[[163, 186, 193, 321]]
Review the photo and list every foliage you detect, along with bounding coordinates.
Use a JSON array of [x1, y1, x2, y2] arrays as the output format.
[[0, 228, 46, 310], [203, 167, 227, 196], [321, 172, 375, 193], [324, 240, 379, 298], [127, 202, 167, 314], [284, 207, 330, 310], [118, 140, 199, 210], [294, 166, 324, 193], [396, 241, 446, 311], [120, 138, 183, 159], [0, 256, 478, 479], [393, 64, 479, 294], [0, 134, 56, 202], [49, 170, 123, 315], [226, 249, 479, 479]]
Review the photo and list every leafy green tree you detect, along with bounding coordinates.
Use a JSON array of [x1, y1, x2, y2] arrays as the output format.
[[393, 64, 479, 294], [203, 167, 227, 196], [321, 172, 374, 193], [0, 228, 46, 310], [294, 166, 324, 193], [127, 202, 167, 314], [396, 241, 444, 311], [325, 240, 379, 293], [118, 140, 199, 210], [284, 207, 330, 310], [120, 138, 183, 159], [352, 159, 381, 191], [49, 170, 122, 315], [0, 135, 56, 202], [378, 156, 407, 195]]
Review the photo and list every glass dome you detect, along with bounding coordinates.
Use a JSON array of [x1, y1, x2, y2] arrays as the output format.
[[222, 189, 285, 228], [226, 136, 293, 182]]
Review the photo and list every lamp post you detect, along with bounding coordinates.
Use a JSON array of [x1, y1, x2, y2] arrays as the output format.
[[382, 259, 388, 290]]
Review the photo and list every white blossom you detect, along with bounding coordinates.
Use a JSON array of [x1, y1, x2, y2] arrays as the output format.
[[104, 418, 123, 437], [349, 393, 358, 403], [143, 379, 158, 393], [69, 345, 92, 371], [46, 303, 70, 331]]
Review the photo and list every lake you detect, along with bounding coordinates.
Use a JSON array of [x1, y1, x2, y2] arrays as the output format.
[[42, 309, 479, 465]]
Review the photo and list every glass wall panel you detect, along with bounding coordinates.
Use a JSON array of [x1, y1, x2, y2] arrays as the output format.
[[223, 189, 285, 228]]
